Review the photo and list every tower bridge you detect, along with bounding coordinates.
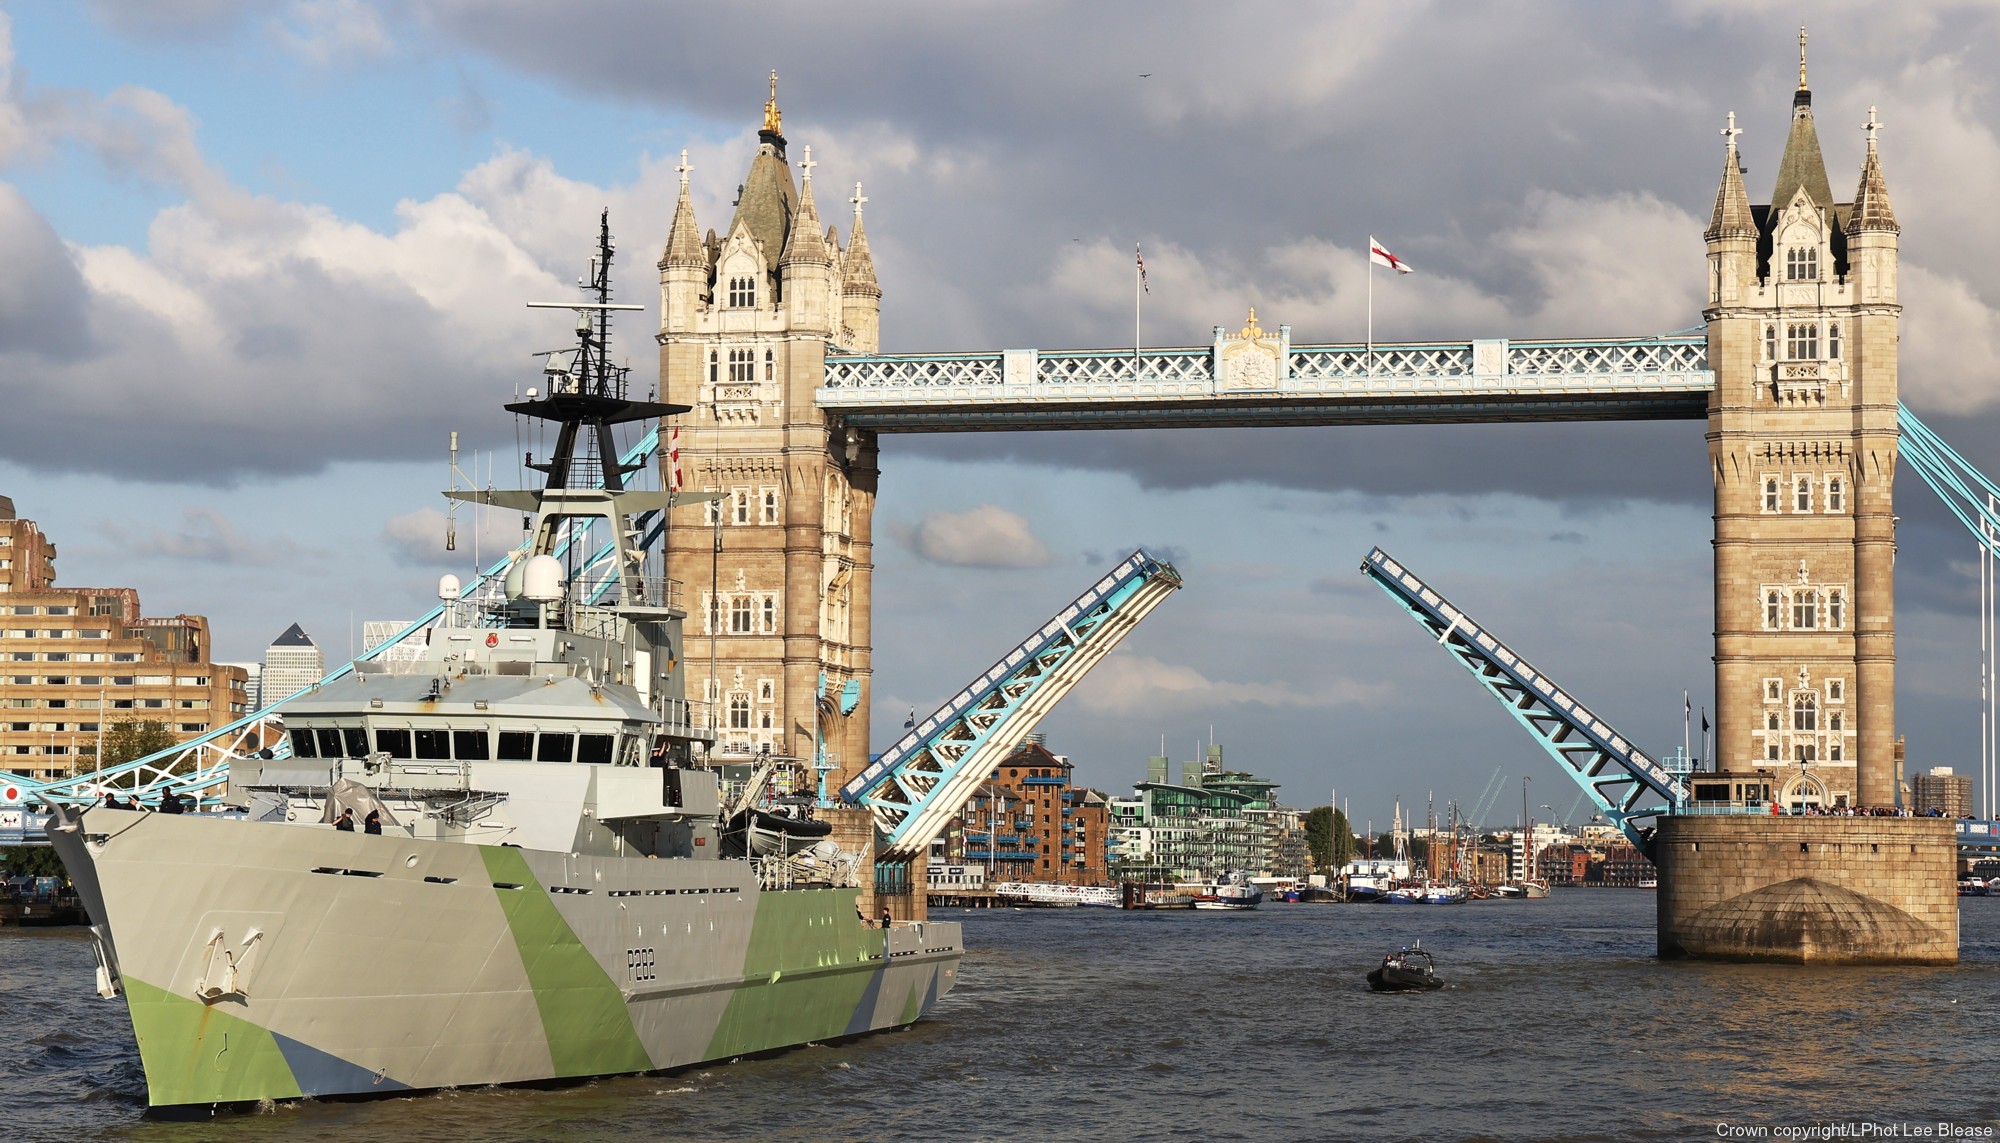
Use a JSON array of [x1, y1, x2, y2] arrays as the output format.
[[10, 50, 2000, 961]]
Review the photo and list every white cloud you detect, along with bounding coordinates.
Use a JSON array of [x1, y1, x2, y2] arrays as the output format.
[[96, 506, 302, 566], [1067, 654, 1391, 718], [382, 505, 528, 568], [901, 505, 1052, 569], [272, 0, 393, 66]]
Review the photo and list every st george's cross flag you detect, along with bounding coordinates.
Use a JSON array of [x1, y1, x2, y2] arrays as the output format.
[[1369, 237, 1413, 274]]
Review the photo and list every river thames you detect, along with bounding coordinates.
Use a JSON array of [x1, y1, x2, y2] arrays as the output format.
[[3, 890, 1996, 1142]]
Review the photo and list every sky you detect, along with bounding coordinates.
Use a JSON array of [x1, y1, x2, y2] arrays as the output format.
[[1, 1, 1997, 829]]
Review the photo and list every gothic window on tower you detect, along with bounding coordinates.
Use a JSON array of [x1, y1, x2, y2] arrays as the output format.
[[733, 489, 751, 526], [759, 593, 777, 634], [1793, 693, 1818, 733], [1764, 325, 1777, 361], [729, 348, 754, 384], [1766, 712, 1781, 731], [1786, 323, 1818, 360], [1763, 476, 1781, 513], [1825, 476, 1845, 512], [1765, 590, 1782, 629], [1828, 322, 1841, 359], [760, 488, 779, 525], [730, 596, 753, 634], [758, 679, 774, 703], [708, 350, 718, 385], [1827, 588, 1845, 629], [1794, 474, 1813, 512], [1792, 589, 1818, 630], [728, 277, 755, 308], [1786, 246, 1819, 282], [1765, 679, 1783, 702], [728, 693, 751, 730], [764, 349, 774, 381], [1827, 678, 1844, 702]]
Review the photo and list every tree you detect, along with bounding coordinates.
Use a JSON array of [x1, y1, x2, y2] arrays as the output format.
[[1, 846, 67, 879], [85, 719, 181, 770], [1304, 806, 1357, 874]]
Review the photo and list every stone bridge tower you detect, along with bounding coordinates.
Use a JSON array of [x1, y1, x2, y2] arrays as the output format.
[[655, 79, 883, 790], [1702, 46, 1901, 809]]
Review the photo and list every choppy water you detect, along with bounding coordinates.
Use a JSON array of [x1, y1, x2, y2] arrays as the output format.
[[4, 891, 1998, 1142]]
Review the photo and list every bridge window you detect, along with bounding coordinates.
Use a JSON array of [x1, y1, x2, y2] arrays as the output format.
[[1794, 475, 1813, 512], [1826, 477, 1844, 512], [376, 728, 413, 759], [453, 729, 489, 760], [729, 348, 754, 384], [1792, 590, 1818, 629], [537, 733, 574, 763], [498, 732, 534, 761], [414, 729, 450, 760], [1793, 694, 1818, 732], [1786, 247, 1819, 281], [1786, 323, 1818, 360], [578, 734, 614, 765], [728, 694, 751, 729], [1763, 477, 1781, 513], [1765, 590, 1782, 629], [1828, 322, 1840, 359], [290, 727, 317, 758], [730, 596, 753, 634], [317, 727, 345, 758], [1828, 588, 1844, 629], [728, 277, 755, 308], [344, 727, 369, 758]]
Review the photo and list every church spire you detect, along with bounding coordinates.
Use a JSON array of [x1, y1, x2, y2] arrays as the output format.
[[1848, 105, 1899, 234], [1770, 25, 1834, 209], [1706, 112, 1755, 241], [662, 148, 705, 268]]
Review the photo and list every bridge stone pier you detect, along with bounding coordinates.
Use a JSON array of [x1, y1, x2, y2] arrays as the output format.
[[1660, 63, 1955, 963]]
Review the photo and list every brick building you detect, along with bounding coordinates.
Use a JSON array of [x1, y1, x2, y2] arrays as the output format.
[[934, 738, 1109, 885], [1912, 766, 1973, 819], [0, 499, 249, 780]]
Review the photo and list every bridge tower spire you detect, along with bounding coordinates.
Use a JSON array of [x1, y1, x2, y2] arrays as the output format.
[[1704, 60, 1901, 809], [656, 82, 881, 796]]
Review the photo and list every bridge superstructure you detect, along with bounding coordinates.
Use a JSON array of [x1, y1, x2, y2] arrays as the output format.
[[13, 64, 2000, 907]]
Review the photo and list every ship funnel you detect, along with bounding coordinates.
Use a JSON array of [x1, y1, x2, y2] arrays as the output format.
[[521, 554, 564, 602]]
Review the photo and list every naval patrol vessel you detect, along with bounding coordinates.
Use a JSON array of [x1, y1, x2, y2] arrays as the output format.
[[48, 217, 961, 1112]]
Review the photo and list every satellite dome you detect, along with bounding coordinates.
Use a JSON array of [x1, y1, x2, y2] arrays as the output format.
[[438, 573, 462, 601], [503, 560, 526, 600], [521, 554, 564, 602]]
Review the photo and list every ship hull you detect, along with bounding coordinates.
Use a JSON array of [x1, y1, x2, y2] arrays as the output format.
[[53, 809, 960, 1110]]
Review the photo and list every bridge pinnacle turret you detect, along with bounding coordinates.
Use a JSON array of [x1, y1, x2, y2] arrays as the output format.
[[1705, 112, 1755, 242], [661, 149, 705, 271], [1848, 106, 1898, 234]]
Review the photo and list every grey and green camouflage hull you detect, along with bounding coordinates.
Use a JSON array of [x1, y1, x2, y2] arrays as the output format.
[[52, 809, 961, 1109]]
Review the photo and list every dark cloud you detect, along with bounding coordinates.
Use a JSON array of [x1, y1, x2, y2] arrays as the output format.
[[0, 184, 95, 360]]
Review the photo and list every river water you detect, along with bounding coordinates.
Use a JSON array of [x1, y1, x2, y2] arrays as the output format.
[[4, 891, 1997, 1142]]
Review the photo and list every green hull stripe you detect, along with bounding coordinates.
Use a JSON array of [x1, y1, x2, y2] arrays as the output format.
[[480, 847, 652, 1077], [706, 890, 883, 1058], [123, 977, 304, 1107]]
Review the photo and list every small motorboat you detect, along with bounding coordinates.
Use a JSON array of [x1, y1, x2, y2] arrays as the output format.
[[1367, 942, 1444, 992]]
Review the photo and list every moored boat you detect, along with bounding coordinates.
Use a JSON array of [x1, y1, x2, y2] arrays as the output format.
[[1181, 871, 1264, 910]]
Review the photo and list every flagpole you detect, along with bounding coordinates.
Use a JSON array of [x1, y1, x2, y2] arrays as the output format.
[[1134, 247, 1142, 383], [1683, 690, 1691, 765], [1366, 239, 1374, 378]]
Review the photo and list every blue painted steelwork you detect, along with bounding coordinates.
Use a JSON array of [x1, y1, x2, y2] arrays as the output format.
[[842, 550, 1184, 858], [1360, 548, 1688, 854], [2, 425, 668, 826], [819, 335, 1712, 431], [1900, 404, 2000, 559], [1956, 819, 2000, 852]]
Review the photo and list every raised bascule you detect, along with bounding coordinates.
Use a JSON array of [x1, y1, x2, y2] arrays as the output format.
[[9, 50, 2000, 961]]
